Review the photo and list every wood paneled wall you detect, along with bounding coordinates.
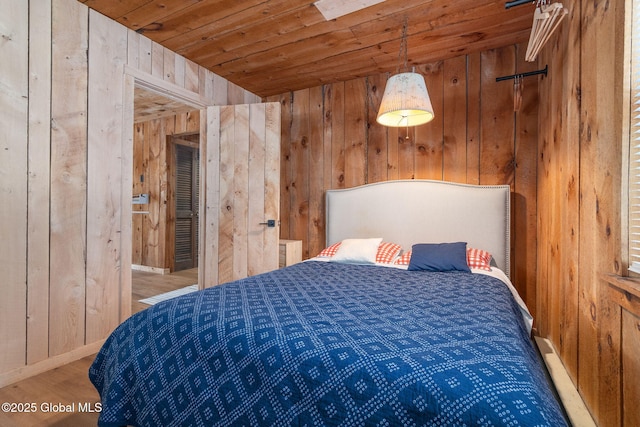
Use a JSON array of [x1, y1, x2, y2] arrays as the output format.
[[268, 43, 540, 317], [0, 0, 258, 387], [1, 0, 29, 373], [132, 112, 200, 271], [537, 0, 632, 425]]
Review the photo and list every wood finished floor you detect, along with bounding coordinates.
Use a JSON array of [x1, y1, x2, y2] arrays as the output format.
[[0, 268, 198, 427], [130, 267, 198, 315]]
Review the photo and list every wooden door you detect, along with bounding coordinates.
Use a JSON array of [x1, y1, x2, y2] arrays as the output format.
[[200, 102, 281, 287], [174, 143, 199, 271]]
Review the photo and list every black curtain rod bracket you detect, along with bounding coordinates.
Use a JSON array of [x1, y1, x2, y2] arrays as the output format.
[[505, 0, 533, 9], [495, 65, 548, 82]]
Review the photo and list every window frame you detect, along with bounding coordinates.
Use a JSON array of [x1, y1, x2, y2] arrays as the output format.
[[627, 0, 638, 274]]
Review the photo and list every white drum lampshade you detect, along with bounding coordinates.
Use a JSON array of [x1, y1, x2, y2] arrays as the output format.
[[376, 71, 434, 127]]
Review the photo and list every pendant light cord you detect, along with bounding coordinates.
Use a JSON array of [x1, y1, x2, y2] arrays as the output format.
[[397, 17, 409, 74]]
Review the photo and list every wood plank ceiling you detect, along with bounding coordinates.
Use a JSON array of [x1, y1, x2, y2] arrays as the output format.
[[79, 0, 534, 99]]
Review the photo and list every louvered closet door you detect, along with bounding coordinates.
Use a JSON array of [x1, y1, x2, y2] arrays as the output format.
[[174, 144, 199, 271]]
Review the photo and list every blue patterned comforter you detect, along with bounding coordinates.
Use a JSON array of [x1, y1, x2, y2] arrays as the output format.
[[89, 261, 567, 426]]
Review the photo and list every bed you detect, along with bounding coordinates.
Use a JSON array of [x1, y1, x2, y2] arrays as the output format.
[[89, 180, 567, 426]]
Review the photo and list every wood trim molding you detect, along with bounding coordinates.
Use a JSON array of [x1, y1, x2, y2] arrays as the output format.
[[534, 337, 596, 427], [600, 273, 640, 317], [0, 340, 105, 389], [124, 65, 211, 109]]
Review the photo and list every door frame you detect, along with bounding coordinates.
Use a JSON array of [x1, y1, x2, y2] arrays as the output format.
[[121, 66, 212, 321]]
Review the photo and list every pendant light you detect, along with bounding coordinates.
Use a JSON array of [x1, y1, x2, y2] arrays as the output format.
[[377, 18, 434, 127]]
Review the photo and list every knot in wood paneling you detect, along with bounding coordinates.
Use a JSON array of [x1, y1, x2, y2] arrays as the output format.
[[136, 22, 163, 34]]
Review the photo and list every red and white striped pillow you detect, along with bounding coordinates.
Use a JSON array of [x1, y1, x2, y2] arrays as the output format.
[[317, 242, 341, 258], [375, 242, 403, 264], [466, 247, 492, 271], [317, 241, 402, 264], [394, 251, 412, 266]]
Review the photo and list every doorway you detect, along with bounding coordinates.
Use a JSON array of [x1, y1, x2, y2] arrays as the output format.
[[129, 82, 204, 317], [122, 71, 281, 321]]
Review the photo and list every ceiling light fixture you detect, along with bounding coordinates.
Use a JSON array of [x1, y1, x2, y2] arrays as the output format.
[[377, 18, 434, 128]]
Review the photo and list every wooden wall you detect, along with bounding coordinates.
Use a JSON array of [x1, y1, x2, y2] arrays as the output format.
[[537, 0, 634, 425], [132, 112, 200, 271], [2, 3, 634, 425], [1, 0, 29, 374], [0, 0, 259, 386], [268, 43, 541, 318]]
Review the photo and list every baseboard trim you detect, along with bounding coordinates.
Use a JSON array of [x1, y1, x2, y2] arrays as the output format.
[[534, 336, 597, 427], [0, 340, 105, 388], [132, 264, 170, 274]]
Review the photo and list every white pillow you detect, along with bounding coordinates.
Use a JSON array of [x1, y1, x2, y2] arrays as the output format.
[[330, 238, 383, 265]]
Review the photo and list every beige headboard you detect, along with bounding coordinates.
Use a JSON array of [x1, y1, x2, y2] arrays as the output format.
[[326, 180, 511, 277]]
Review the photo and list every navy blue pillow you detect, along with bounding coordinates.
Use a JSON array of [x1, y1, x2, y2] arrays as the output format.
[[407, 242, 471, 272]]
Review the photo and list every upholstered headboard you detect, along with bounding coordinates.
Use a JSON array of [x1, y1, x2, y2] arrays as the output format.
[[326, 180, 511, 277]]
